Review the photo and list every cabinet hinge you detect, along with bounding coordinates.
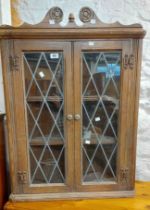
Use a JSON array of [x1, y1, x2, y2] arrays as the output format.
[[9, 56, 19, 71], [123, 54, 134, 70], [17, 171, 27, 184], [120, 168, 129, 184]]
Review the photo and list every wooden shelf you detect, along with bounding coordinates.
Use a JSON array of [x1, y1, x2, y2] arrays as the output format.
[[30, 137, 64, 146], [27, 96, 63, 102], [83, 95, 119, 106], [29, 135, 115, 146], [83, 135, 115, 145], [83, 96, 99, 101]]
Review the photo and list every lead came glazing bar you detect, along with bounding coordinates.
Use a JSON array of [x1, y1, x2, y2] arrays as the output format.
[[23, 51, 65, 184], [82, 51, 121, 183]]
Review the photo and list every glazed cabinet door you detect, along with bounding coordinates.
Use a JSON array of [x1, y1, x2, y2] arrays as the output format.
[[11, 40, 74, 194], [74, 40, 134, 192]]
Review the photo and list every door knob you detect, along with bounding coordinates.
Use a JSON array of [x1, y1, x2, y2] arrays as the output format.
[[66, 114, 73, 121], [75, 114, 81, 120]]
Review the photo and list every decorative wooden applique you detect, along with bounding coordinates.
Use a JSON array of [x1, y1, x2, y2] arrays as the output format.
[[79, 7, 94, 23], [9, 56, 19, 71], [120, 168, 129, 184], [68, 13, 75, 23], [49, 7, 63, 24], [123, 54, 135, 70]]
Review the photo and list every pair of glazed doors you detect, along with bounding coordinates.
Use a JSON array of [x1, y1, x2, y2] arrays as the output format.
[[10, 39, 135, 193]]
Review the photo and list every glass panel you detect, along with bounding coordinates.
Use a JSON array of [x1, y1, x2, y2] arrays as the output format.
[[82, 51, 121, 183], [24, 52, 65, 184]]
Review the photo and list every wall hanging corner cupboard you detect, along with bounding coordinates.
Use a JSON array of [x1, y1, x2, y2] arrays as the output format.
[[0, 7, 145, 201]]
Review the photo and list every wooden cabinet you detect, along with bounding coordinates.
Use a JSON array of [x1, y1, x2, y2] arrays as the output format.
[[0, 114, 7, 208], [0, 7, 145, 201]]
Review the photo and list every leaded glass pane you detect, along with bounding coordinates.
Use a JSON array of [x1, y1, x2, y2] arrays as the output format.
[[24, 52, 65, 184], [82, 51, 121, 183]]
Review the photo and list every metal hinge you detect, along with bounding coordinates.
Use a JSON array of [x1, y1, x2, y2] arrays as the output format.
[[120, 168, 129, 184], [123, 54, 134, 70], [9, 56, 19, 71], [17, 171, 27, 184]]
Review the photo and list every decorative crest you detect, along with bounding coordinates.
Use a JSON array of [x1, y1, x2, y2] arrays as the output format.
[[79, 7, 94, 23], [49, 7, 63, 23], [0, 6, 145, 39]]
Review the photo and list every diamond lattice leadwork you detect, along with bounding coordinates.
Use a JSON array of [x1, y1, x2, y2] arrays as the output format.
[[24, 52, 65, 184], [82, 51, 121, 182]]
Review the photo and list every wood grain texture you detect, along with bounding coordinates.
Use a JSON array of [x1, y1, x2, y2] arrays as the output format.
[[0, 27, 145, 39], [0, 8, 145, 200], [1, 40, 20, 194], [1, 38, 143, 198], [11, 41, 74, 194], [73, 40, 134, 193], [0, 114, 6, 209], [4, 182, 150, 210]]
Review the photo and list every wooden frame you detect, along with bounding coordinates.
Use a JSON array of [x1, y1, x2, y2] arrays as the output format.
[[12, 40, 74, 194], [0, 7, 145, 201], [0, 114, 7, 208], [74, 40, 134, 192]]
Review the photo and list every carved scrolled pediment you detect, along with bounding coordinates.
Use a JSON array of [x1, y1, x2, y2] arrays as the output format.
[[0, 6, 145, 39], [16, 6, 142, 29]]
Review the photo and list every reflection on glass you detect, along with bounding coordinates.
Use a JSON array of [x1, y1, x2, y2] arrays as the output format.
[[24, 52, 65, 184], [82, 51, 121, 183]]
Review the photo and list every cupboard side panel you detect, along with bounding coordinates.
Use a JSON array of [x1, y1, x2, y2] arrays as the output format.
[[129, 39, 143, 188], [118, 40, 134, 190], [0, 40, 20, 193]]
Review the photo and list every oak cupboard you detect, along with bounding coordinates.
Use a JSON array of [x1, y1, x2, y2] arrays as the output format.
[[0, 114, 7, 209], [0, 7, 145, 201]]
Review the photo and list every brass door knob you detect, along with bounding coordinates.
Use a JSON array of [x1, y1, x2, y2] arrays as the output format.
[[75, 114, 81, 120], [66, 114, 73, 121]]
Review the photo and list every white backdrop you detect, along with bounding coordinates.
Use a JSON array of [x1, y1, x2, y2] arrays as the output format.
[[0, 0, 150, 180]]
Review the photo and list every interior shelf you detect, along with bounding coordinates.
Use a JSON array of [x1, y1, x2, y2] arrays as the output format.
[[29, 135, 115, 146], [30, 137, 64, 146], [27, 96, 63, 102], [83, 135, 115, 145], [83, 95, 119, 105]]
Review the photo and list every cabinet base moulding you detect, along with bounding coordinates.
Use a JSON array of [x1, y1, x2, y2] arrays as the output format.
[[8, 190, 135, 201]]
